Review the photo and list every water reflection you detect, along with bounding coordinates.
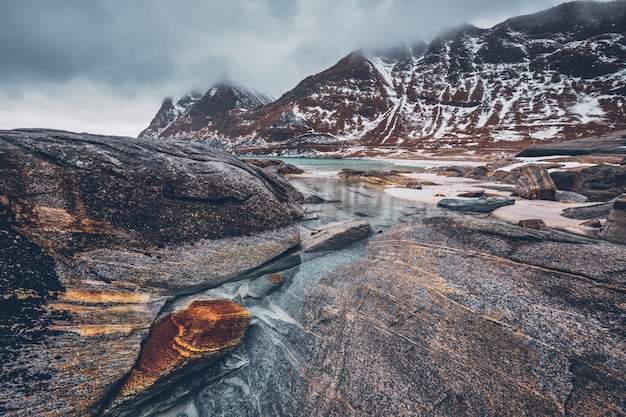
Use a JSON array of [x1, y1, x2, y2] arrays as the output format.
[[290, 175, 436, 231]]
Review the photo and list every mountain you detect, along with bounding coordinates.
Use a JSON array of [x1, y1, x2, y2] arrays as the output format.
[[139, 1, 626, 158], [139, 83, 274, 143]]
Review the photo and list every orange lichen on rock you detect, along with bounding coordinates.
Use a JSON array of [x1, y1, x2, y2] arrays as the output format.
[[267, 273, 283, 284], [103, 299, 250, 414]]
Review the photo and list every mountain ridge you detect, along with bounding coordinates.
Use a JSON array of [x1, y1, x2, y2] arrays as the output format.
[[139, 1, 626, 158]]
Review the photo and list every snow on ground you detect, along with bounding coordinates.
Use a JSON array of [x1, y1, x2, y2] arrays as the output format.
[[571, 97, 606, 123]]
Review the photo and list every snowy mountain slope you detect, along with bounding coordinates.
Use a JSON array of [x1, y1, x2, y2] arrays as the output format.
[[139, 83, 274, 142], [140, 1, 626, 157]]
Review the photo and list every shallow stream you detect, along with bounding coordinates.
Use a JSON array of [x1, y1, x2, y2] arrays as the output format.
[[283, 157, 464, 230]]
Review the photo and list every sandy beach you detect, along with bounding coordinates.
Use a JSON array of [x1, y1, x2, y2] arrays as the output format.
[[385, 171, 601, 235]]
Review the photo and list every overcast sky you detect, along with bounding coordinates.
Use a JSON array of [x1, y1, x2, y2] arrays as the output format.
[[0, 0, 610, 136]]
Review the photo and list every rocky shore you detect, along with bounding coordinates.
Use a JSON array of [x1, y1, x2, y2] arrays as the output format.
[[1, 129, 625, 416]]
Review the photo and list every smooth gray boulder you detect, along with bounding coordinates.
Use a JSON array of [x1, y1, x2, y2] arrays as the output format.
[[437, 197, 515, 212], [300, 220, 371, 252], [556, 190, 588, 203]]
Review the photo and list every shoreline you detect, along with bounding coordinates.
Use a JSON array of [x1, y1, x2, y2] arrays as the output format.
[[290, 156, 610, 237], [385, 173, 598, 234]]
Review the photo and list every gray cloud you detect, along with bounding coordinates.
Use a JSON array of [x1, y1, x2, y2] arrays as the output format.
[[0, 0, 611, 135]]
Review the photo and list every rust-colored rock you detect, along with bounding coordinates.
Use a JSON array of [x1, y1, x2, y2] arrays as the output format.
[[103, 299, 250, 415]]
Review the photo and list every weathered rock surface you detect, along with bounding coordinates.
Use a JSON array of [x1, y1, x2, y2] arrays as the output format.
[[561, 199, 615, 220], [599, 194, 626, 245], [0, 129, 301, 417], [555, 190, 588, 203], [102, 299, 250, 416], [176, 216, 625, 417], [493, 169, 519, 183], [464, 166, 492, 180], [518, 218, 549, 230], [404, 181, 423, 189], [437, 197, 515, 212], [425, 165, 467, 177], [550, 164, 626, 202], [300, 220, 371, 252], [244, 158, 305, 175], [514, 165, 557, 200]]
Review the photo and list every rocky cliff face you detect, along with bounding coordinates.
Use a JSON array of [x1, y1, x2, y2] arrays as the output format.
[[0, 129, 301, 417], [140, 1, 626, 157]]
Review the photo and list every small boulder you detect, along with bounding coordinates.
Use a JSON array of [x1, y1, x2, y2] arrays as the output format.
[[429, 165, 466, 177], [599, 194, 626, 244], [437, 198, 515, 212], [457, 190, 485, 198], [518, 219, 548, 231], [464, 166, 492, 180], [514, 165, 557, 200], [405, 182, 423, 190], [581, 219, 603, 228], [494, 170, 519, 184], [556, 191, 588, 203], [301, 220, 371, 252]]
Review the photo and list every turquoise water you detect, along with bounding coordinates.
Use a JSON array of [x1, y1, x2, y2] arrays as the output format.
[[275, 157, 427, 174], [278, 158, 423, 229]]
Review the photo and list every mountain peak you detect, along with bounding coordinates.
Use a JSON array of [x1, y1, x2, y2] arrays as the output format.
[[139, 82, 273, 140]]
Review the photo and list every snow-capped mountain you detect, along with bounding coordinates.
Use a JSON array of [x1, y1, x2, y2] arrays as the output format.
[[140, 1, 626, 157], [139, 83, 274, 144]]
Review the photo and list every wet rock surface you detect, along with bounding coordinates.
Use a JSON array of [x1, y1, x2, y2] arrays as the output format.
[[175, 216, 625, 417], [0, 130, 301, 417]]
